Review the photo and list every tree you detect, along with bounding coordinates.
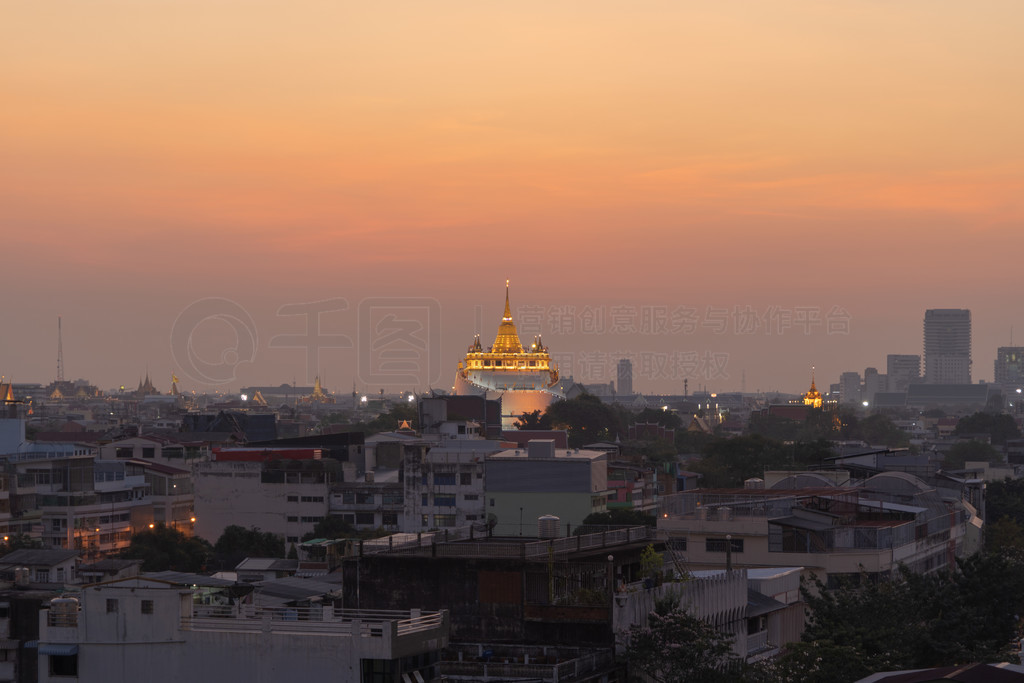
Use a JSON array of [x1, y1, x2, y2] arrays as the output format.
[[781, 553, 1024, 681], [545, 393, 623, 447], [581, 509, 655, 528], [955, 411, 1021, 445], [942, 440, 1001, 469], [622, 602, 739, 682], [513, 410, 551, 430], [301, 515, 357, 542], [853, 413, 909, 447], [120, 524, 213, 573], [213, 525, 285, 570], [986, 477, 1024, 525], [984, 516, 1024, 553]]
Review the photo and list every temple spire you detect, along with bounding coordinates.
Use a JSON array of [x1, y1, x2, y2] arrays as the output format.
[[503, 279, 512, 320], [492, 280, 524, 354]]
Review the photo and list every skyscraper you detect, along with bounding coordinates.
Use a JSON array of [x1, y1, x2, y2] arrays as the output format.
[[886, 354, 921, 392], [994, 347, 1024, 389], [617, 358, 633, 397], [923, 309, 972, 384]]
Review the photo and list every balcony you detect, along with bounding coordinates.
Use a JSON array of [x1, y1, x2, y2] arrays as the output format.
[[438, 645, 614, 683], [180, 605, 448, 658]]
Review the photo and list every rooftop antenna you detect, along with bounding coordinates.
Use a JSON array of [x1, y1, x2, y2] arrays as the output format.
[[56, 316, 65, 383]]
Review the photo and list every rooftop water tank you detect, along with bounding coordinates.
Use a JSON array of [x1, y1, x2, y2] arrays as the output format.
[[538, 515, 560, 539]]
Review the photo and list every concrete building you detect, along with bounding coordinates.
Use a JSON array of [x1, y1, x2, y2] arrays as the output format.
[[485, 441, 608, 536], [37, 576, 449, 683], [130, 460, 195, 534], [99, 435, 208, 469], [402, 424, 501, 532], [0, 549, 79, 586], [193, 460, 331, 546], [924, 309, 972, 384], [886, 354, 921, 392], [330, 471, 404, 532], [658, 471, 980, 587], [8, 456, 154, 561]]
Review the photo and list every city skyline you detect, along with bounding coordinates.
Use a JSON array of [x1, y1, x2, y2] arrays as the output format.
[[3, 2, 1023, 394], [5, 297, 1021, 397]]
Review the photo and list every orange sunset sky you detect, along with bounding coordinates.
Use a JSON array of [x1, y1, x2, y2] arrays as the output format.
[[2, 1, 1023, 395]]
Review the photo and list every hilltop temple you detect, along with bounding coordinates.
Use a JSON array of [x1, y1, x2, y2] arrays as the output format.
[[455, 282, 562, 428]]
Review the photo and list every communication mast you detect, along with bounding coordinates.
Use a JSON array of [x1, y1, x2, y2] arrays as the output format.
[[57, 316, 65, 383]]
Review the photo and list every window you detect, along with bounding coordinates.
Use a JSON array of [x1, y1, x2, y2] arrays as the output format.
[[421, 493, 429, 506], [287, 516, 298, 523], [141, 600, 154, 615], [286, 496, 299, 503], [142, 447, 155, 459], [342, 492, 355, 504], [301, 496, 324, 503], [460, 472, 472, 486], [49, 654, 78, 677], [668, 537, 687, 552], [433, 514, 456, 527], [382, 493, 403, 506], [300, 516, 324, 524], [355, 512, 375, 525], [106, 599, 119, 614], [434, 494, 456, 507], [463, 494, 479, 501], [705, 538, 743, 553], [421, 514, 429, 527], [382, 512, 398, 526], [490, 498, 495, 507], [356, 493, 373, 505], [434, 473, 456, 486], [35, 569, 49, 582], [287, 536, 299, 543]]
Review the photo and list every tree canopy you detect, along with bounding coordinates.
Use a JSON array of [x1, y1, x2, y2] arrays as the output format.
[[955, 411, 1021, 445], [545, 392, 624, 447], [942, 440, 1002, 469], [213, 525, 285, 570], [120, 524, 213, 573], [762, 552, 1024, 682], [622, 602, 740, 682]]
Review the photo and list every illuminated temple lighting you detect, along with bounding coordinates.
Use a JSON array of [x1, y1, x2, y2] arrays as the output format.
[[803, 366, 823, 409], [455, 281, 563, 427]]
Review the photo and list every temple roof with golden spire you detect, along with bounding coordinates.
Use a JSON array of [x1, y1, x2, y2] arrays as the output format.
[[803, 367, 823, 408], [491, 279, 525, 354]]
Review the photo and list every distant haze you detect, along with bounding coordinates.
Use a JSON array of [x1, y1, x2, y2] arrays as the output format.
[[2, 2, 1022, 395]]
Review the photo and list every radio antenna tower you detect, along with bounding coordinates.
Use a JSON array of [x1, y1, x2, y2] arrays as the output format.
[[57, 316, 65, 383]]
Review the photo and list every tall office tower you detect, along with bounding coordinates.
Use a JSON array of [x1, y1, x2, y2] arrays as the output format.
[[839, 371, 862, 404], [617, 358, 633, 397], [994, 347, 1024, 389], [887, 354, 921, 392], [923, 309, 972, 384], [863, 367, 886, 404]]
